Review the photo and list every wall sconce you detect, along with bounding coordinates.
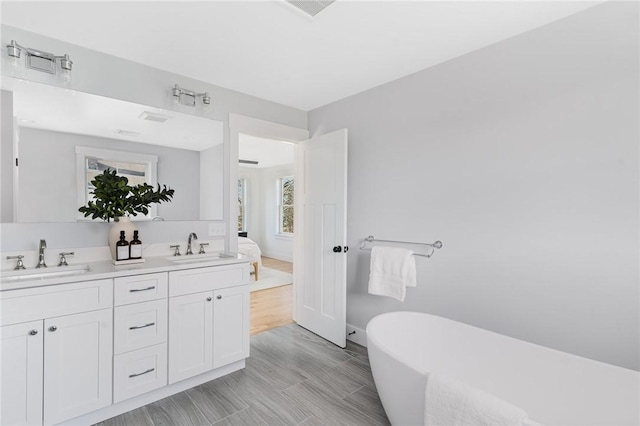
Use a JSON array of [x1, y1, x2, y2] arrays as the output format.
[[6, 40, 73, 84], [172, 84, 211, 108]]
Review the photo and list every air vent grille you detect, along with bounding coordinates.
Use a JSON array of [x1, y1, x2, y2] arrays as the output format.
[[138, 111, 170, 123], [285, 0, 335, 17]]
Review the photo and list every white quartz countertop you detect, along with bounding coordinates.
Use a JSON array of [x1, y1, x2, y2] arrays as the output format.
[[0, 252, 252, 292]]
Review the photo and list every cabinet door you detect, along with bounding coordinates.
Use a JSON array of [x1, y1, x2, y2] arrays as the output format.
[[43, 309, 113, 426], [168, 292, 213, 384], [213, 285, 249, 369], [1, 321, 43, 426]]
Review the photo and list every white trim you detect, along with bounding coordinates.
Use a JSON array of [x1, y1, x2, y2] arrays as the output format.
[[346, 324, 367, 347], [228, 113, 308, 323]]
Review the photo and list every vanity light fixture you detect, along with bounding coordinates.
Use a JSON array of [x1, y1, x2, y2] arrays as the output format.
[[6, 40, 73, 83], [171, 84, 211, 108]]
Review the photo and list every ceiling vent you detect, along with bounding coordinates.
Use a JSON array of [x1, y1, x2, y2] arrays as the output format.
[[138, 111, 170, 123], [285, 0, 335, 17]]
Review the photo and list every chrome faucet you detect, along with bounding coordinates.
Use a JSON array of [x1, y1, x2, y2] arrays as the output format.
[[36, 239, 47, 268], [186, 233, 198, 255]]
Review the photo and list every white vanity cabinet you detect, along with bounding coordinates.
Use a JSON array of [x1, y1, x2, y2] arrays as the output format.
[[0, 279, 113, 426], [0, 320, 43, 426], [0, 259, 250, 425], [43, 308, 113, 425], [168, 263, 250, 384], [113, 273, 168, 403]]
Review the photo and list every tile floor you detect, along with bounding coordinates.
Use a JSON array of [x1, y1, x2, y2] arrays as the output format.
[[97, 324, 390, 425]]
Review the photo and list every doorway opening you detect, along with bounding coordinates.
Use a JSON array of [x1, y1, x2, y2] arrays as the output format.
[[237, 133, 296, 335]]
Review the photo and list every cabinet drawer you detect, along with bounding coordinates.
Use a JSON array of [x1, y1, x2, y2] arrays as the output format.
[[113, 343, 167, 403], [114, 299, 167, 355], [114, 273, 168, 306], [0, 279, 113, 326], [169, 263, 250, 297]]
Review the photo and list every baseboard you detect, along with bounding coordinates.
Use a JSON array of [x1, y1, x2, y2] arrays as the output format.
[[261, 251, 293, 263], [346, 323, 367, 347]]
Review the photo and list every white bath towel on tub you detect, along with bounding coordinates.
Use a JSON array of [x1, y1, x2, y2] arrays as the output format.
[[424, 372, 528, 426], [368, 246, 416, 302]]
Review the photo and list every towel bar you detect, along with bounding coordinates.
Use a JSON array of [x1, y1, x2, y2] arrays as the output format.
[[359, 235, 443, 258]]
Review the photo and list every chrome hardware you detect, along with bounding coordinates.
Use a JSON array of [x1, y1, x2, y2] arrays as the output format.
[[206, 297, 212, 301], [48, 326, 57, 332], [58, 251, 74, 266], [129, 368, 155, 378], [198, 242, 209, 254], [216, 295, 222, 300], [170, 244, 181, 256], [36, 239, 47, 268], [29, 329, 38, 336], [129, 322, 155, 330], [344, 246, 349, 253], [359, 235, 443, 258], [6, 255, 26, 270], [186, 232, 198, 255], [332, 246, 342, 253], [129, 286, 156, 293]]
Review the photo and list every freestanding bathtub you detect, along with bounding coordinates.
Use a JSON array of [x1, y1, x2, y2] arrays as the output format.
[[366, 312, 639, 426]]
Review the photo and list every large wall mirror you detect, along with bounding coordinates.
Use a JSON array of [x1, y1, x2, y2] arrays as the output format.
[[0, 78, 225, 223]]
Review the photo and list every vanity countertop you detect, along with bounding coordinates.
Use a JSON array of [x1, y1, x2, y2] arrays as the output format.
[[0, 252, 253, 292]]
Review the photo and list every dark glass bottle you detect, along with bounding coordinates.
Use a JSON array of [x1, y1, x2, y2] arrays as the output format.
[[130, 230, 142, 259], [116, 230, 129, 261]]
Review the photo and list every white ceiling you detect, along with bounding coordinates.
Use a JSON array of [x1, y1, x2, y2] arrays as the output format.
[[2, 78, 224, 151], [1, 1, 600, 111], [239, 134, 295, 169]]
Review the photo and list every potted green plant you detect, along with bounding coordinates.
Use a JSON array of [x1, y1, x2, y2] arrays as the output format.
[[78, 169, 175, 259]]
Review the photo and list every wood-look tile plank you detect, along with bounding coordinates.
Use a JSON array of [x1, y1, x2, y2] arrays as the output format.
[[212, 406, 270, 426], [282, 379, 383, 426], [185, 379, 249, 423], [95, 407, 153, 426], [145, 392, 211, 426], [343, 385, 391, 426]]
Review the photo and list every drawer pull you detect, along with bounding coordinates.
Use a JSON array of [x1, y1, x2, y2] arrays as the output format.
[[29, 329, 38, 336], [217, 295, 222, 300], [129, 368, 155, 378], [129, 322, 155, 330], [48, 326, 57, 332], [129, 286, 156, 293]]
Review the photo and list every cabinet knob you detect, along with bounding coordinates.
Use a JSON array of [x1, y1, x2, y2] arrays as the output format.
[[217, 295, 222, 300], [206, 297, 212, 302], [29, 329, 38, 336], [48, 326, 57, 332]]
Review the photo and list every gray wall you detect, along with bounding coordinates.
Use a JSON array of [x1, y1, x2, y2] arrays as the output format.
[[309, 1, 639, 370], [0, 24, 306, 252], [15, 127, 201, 222]]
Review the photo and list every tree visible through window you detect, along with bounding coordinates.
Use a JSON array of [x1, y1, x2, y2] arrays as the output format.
[[238, 178, 246, 232], [280, 176, 294, 234]]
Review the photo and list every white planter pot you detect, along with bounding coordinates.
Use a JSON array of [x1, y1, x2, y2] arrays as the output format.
[[108, 217, 138, 260]]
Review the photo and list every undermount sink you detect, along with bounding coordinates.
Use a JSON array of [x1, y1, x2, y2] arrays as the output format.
[[1, 264, 91, 282], [167, 253, 234, 264]]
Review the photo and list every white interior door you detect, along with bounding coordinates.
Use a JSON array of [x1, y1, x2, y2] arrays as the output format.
[[295, 128, 348, 347]]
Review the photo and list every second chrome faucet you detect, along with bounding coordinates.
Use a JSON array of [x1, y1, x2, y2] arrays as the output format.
[[36, 239, 47, 268], [186, 233, 198, 255]]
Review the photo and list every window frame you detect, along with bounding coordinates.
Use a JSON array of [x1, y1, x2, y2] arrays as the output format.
[[75, 146, 158, 221], [238, 178, 247, 232], [278, 175, 294, 235]]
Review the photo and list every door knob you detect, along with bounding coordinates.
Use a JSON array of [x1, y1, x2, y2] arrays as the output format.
[[48, 326, 57, 332], [332, 246, 342, 253], [29, 329, 38, 336], [217, 295, 222, 300]]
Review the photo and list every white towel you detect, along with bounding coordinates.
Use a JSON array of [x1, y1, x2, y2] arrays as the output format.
[[367, 246, 416, 301], [424, 372, 529, 426]]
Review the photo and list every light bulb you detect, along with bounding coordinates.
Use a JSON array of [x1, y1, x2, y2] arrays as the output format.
[[61, 67, 72, 85]]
